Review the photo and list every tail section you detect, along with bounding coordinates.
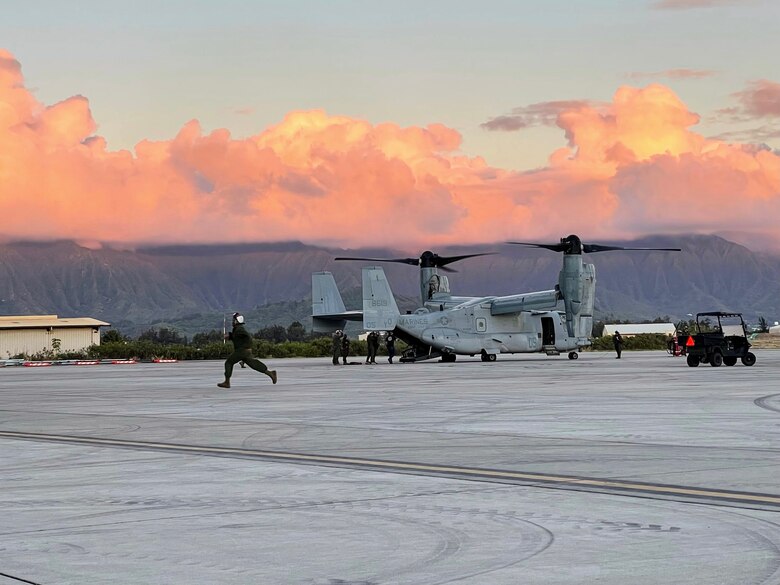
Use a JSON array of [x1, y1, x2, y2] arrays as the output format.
[[312, 271, 362, 332], [362, 267, 401, 331]]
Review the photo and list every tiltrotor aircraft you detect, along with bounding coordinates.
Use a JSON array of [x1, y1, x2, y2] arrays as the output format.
[[312, 235, 680, 362]]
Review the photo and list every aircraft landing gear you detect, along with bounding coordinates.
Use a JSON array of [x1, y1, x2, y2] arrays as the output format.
[[441, 353, 457, 363], [568, 351, 579, 360], [480, 351, 497, 362]]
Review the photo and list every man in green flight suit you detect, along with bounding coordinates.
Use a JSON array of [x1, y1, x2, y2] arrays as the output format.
[[217, 313, 277, 388]]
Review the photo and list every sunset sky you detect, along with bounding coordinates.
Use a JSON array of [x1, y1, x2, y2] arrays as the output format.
[[1, 0, 779, 251]]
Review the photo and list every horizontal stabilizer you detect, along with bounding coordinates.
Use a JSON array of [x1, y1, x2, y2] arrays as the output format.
[[312, 312, 364, 333]]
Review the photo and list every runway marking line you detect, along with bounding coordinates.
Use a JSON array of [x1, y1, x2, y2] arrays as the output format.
[[2, 430, 780, 507]]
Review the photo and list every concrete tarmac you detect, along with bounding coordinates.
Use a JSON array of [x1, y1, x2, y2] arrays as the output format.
[[1, 351, 780, 584]]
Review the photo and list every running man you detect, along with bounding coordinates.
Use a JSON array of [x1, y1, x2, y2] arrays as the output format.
[[217, 313, 277, 388]]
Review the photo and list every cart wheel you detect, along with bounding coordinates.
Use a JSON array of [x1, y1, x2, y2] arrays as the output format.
[[710, 351, 723, 367], [723, 356, 737, 367], [741, 352, 756, 366], [686, 354, 699, 367]]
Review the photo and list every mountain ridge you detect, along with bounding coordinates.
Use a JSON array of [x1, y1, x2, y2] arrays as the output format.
[[1, 235, 778, 335]]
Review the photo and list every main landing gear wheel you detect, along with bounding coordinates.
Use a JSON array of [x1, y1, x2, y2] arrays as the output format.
[[568, 352, 578, 360], [441, 353, 456, 363], [480, 351, 497, 362]]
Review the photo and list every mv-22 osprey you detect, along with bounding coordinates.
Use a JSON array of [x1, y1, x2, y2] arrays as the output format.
[[312, 235, 680, 362]]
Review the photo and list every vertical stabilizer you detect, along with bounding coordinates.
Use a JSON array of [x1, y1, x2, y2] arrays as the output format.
[[312, 272, 346, 315], [312, 271, 348, 332], [362, 267, 400, 330]]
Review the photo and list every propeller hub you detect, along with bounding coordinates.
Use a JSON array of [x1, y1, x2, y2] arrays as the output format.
[[561, 235, 583, 255], [420, 251, 436, 268]]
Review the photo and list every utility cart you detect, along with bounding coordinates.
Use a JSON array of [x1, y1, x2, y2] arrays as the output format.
[[684, 312, 756, 367]]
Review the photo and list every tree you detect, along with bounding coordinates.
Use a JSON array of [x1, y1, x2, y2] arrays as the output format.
[[102, 329, 126, 343], [254, 325, 287, 343], [138, 327, 187, 345], [286, 321, 307, 342], [192, 329, 225, 346]]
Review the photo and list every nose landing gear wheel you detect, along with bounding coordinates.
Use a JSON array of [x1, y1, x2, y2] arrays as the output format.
[[568, 351, 578, 360]]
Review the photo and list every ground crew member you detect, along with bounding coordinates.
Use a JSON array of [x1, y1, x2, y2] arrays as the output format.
[[366, 331, 378, 364], [613, 330, 624, 359], [217, 313, 277, 388], [341, 333, 351, 365], [332, 330, 342, 365], [386, 331, 396, 364]]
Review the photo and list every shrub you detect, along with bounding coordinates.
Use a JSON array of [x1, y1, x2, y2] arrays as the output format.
[[588, 334, 670, 351]]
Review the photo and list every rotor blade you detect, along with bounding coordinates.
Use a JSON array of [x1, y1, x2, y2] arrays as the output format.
[[334, 256, 419, 266], [506, 242, 568, 252], [582, 244, 682, 253], [436, 252, 496, 267]]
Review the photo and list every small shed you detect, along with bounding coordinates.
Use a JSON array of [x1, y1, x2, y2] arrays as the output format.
[[602, 323, 676, 337], [0, 315, 110, 358]]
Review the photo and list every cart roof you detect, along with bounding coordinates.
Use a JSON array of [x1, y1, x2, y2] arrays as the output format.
[[696, 312, 743, 318]]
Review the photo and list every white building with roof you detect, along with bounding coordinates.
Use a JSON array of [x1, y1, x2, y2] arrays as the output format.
[[0, 315, 110, 358], [602, 323, 676, 337]]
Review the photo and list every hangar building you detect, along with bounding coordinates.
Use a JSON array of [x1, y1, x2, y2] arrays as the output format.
[[0, 315, 110, 359]]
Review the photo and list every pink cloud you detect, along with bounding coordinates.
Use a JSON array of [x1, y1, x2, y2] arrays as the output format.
[[627, 68, 717, 80], [733, 79, 780, 117], [1, 50, 779, 251], [481, 100, 599, 132]]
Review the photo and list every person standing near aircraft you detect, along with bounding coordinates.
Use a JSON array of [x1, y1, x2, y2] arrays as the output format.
[[218, 313, 276, 388], [366, 331, 378, 364], [332, 330, 342, 365], [386, 331, 396, 364], [341, 332, 351, 365], [613, 330, 624, 359]]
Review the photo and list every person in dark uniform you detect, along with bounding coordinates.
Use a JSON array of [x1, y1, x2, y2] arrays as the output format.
[[217, 313, 277, 388], [366, 331, 378, 364], [386, 331, 396, 364], [613, 330, 624, 359], [332, 330, 342, 365], [341, 333, 351, 365]]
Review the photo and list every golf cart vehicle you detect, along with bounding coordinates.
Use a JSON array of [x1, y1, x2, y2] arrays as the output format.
[[684, 312, 756, 367]]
